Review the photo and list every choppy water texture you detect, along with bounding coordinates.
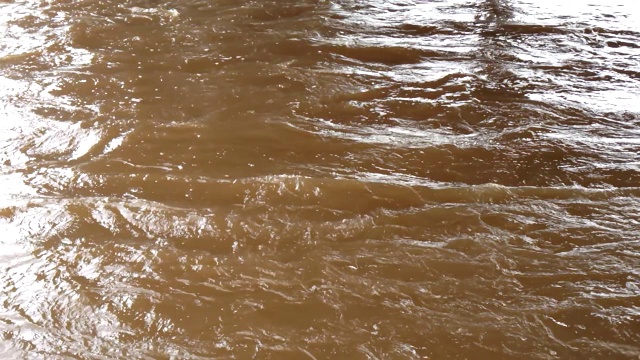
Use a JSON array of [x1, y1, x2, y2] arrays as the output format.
[[1, 0, 639, 358]]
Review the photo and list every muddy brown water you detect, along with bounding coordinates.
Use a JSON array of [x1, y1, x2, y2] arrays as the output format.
[[1, 0, 640, 358]]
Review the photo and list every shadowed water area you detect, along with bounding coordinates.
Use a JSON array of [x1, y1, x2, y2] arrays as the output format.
[[1, 0, 639, 358]]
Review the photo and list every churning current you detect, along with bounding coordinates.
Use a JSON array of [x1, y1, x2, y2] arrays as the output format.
[[1, 0, 639, 358]]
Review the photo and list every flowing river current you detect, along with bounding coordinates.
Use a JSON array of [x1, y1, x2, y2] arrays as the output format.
[[1, 0, 640, 358]]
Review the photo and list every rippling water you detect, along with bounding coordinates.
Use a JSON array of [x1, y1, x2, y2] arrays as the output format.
[[1, 0, 639, 358]]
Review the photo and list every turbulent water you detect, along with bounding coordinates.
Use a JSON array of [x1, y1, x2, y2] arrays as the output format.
[[1, 0, 639, 358]]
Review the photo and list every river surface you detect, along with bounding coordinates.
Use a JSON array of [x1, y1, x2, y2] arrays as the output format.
[[1, 0, 639, 358]]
